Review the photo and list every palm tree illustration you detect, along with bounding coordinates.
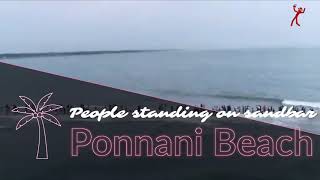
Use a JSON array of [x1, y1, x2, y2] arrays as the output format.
[[12, 93, 63, 159]]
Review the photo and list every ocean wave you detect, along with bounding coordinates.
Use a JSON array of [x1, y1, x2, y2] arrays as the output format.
[[151, 89, 320, 108], [281, 100, 320, 109], [214, 94, 281, 103], [151, 89, 283, 103]]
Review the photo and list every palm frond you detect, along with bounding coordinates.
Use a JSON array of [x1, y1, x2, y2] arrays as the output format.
[[42, 113, 61, 127], [40, 104, 63, 113], [16, 115, 34, 130], [19, 96, 36, 111], [36, 93, 53, 111], [12, 107, 34, 114]]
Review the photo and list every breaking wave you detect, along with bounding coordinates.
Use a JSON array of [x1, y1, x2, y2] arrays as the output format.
[[281, 100, 320, 109], [152, 89, 320, 109]]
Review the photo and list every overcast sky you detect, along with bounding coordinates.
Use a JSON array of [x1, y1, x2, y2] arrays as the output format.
[[0, 1, 318, 53]]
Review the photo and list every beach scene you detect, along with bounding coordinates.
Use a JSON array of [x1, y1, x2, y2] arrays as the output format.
[[1, 48, 320, 134], [1, 1, 320, 180], [0, 1, 320, 132]]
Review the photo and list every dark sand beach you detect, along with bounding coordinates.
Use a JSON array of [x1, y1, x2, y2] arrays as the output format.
[[1, 115, 320, 180], [0, 62, 319, 180]]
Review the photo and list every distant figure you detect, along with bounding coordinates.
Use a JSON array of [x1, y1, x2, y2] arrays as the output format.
[[5, 104, 10, 115], [291, 4, 305, 27], [227, 105, 231, 111]]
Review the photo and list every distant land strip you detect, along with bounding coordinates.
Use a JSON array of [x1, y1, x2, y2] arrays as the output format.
[[0, 49, 175, 59]]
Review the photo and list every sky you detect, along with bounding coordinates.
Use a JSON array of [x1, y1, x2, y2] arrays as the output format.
[[0, 1, 319, 53]]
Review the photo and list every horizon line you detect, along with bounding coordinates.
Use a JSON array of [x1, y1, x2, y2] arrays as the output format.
[[1, 47, 319, 59]]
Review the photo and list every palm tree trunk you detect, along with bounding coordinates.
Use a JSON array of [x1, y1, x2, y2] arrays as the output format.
[[36, 117, 48, 159]]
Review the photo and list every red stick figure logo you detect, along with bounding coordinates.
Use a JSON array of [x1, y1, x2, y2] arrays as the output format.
[[12, 93, 62, 159], [291, 4, 305, 27]]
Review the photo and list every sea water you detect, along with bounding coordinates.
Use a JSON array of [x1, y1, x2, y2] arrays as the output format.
[[1, 48, 320, 133]]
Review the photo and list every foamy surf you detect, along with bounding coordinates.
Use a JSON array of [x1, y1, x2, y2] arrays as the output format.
[[282, 100, 320, 109]]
